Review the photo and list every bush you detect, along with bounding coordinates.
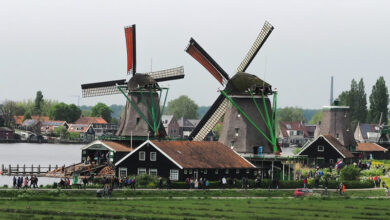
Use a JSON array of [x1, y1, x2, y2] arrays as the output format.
[[360, 169, 382, 177], [340, 165, 360, 181], [135, 174, 158, 188], [3, 184, 8, 188]]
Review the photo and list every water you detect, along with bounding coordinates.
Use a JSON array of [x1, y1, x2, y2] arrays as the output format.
[[0, 143, 83, 186]]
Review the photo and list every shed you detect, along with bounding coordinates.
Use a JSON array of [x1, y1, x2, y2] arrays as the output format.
[[81, 140, 132, 165], [356, 142, 388, 160]]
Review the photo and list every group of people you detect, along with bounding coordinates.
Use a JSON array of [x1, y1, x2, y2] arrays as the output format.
[[118, 176, 136, 189], [58, 178, 71, 188], [185, 177, 209, 189], [13, 176, 39, 189]]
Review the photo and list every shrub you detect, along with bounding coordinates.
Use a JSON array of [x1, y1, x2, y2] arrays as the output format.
[[135, 174, 158, 188], [360, 169, 382, 177], [3, 184, 8, 188], [340, 165, 360, 181]]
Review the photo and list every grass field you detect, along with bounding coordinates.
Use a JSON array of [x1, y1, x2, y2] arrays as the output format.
[[1, 197, 390, 220]]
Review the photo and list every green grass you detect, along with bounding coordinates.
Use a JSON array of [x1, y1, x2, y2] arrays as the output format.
[[0, 197, 390, 219]]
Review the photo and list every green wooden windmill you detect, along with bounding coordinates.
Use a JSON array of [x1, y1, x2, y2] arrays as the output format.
[[81, 24, 184, 139], [186, 21, 279, 155]]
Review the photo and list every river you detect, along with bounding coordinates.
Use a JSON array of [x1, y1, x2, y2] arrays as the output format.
[[0, 143, 82, 186]]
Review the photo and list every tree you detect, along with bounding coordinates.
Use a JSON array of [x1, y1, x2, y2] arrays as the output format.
[[91, 103, 113, 123], [166, 96, 198, 119], [368, 76, 389, 124], [54, 125, 69, 139], [340, 165, 360, 181], [277, 107, 305, 122], [49, 103, 81, 123], [337, 78, 368, 128], [33, 91, 44, 115], [309, 110, 322, 124], [67, 104, 82, 123], [212, 123, 222, 140], [23, 111, 32, 121]]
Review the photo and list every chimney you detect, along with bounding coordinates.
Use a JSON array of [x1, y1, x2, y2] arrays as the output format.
[[330, 76, 334, 105]]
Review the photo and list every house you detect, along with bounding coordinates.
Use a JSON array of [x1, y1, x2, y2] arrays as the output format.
[[355, 142, 388, 160], [68, 124, 95, 142], [354, 123, 381, 143], [115, 140, 256, 181], [41, 121, 68, 134], [22, 119, 42, 134], [178, 117, 214, 140], [277, 121, 309, 147], [81, 140, 132, 164], [304, 124, 316, 139], [13, 115, 49, 128], [298, 134, 354, 168], [0, 127, 16, 141], [162, 115, 180, 138], [74, 116, 117, 136]]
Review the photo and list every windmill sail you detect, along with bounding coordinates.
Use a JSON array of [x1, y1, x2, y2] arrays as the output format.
[[189, 94, 228, 141], [186, 38, 229, 86], [81, 79, 127, 97], [125, 25, 136, 75], [236, 21, 274, 73], [146, 66, 184, 82]]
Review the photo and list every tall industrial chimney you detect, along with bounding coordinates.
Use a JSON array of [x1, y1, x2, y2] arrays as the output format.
[[330, 76, 334, 105]]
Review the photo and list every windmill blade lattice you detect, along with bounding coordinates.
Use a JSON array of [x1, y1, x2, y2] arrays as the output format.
[[189, 94, 228, 141], [81, 79, 127, 97], [145, 66, 184, 82], [236, 21, 274, 73]]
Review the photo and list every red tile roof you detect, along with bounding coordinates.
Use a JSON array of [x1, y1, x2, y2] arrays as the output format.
[[151, 140, 255, 169], [75, 117, 107, 124], [102, 141, 132, 152], [68, 124, 91, 133], [356, 143, 388, 152], [13, 115, 49, 125], [279, 121, 309, 138], [323, 134, 354, 158]]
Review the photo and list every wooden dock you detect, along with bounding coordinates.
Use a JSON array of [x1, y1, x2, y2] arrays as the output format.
[[0, 164, 62, 176]]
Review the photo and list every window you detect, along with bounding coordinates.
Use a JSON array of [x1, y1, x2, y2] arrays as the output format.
[[246, 169, 250, 174], [150, 152, 156, 161], [189, 169, 192, 174], [318, 146, 324, 152], [137, 168, 146, 175], [215, 169, 219, 174], [139, 151, 145, 161], [236, 169, 239, 174], [184, 169, 188, 174], [225, 169, 229, 174], [170, 169, 179, 181], [119, 167, 127, 179], [149, 168, 158, 176], [204, 169, 208, 174], [286, 124, 292, 129], [136, 117, 140, 125], [235, 128, 239, 136], [329, 159, 334, 164], [231, 141, 235, 149], [237, 114, 241, 118]]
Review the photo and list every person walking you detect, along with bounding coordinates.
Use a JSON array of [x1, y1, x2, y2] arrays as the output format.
[[82, 177, 88, 189], [13, 176, 16, 188], [303, 177, 307, 188], [221, 177, 227, 189], [323, 178, 328, 195], [194, 179, 199, 189], [385, 186, 389, 197]]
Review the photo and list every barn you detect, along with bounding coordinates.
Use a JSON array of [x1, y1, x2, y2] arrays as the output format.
[[114, 140, 256, 181], [297, 134, 354, 168]]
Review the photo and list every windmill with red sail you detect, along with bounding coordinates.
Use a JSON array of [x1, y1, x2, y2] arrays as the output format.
[[81, 25, 184, 139]]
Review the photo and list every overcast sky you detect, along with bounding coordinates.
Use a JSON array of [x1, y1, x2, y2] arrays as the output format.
[[1, 0, 389, 109]]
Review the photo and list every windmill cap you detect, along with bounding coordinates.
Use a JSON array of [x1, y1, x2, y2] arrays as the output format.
[[128, 74, 159, 90], [225, 72, 272, 94]]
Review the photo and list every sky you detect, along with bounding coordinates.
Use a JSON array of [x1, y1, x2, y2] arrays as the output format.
[[0, 0, 389, 109]]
